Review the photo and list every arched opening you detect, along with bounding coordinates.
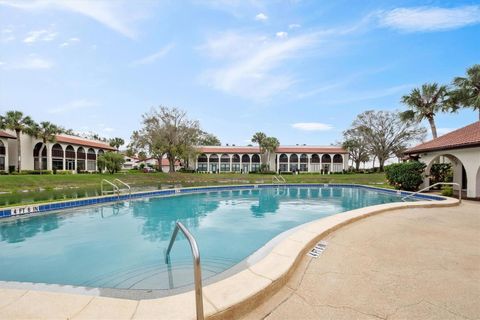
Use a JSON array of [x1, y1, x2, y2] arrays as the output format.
[[220, 154, 230, 172], [51, 144, 64, 170], [241, 154, 250, 172], [311, 154, 320, 172], [197, 153, 207, 172], [65, 145, 75, 171], [322, 154, 331, 173], [0, 140, 5, 171], [251, 154, 260, 172], [232, 154, 240, 172], [87, 148, 96, 171], [77, 147, 86, 171], [332, 154, 343, 173], [425, 154, 465, 196], [209, 154, 219, 172], [279, 154, 288, 172], [33, 142, 47, 170], [300, 154, 308, 172], [290, 154, 298, 172]]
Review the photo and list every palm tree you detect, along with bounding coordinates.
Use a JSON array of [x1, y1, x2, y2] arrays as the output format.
[[0, 111, 36, 172], [109, 137, 125, 151], [31, 122, 63, 171], [263, 136, 280, 171], [251, 132, 267, 165], [447, 64, 480, 120], [400, 83, 447, 139]]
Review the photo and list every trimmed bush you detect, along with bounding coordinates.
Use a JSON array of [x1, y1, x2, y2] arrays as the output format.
[[429, 163, 453, 188], [385, 161, 426, 191], [441, 186, 454, 197], [20, 170, 53, 175], [178, 168, 196, 173]]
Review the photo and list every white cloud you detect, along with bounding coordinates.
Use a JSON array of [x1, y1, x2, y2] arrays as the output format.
[[200, 32, 317, 100], [255, 12, 268, 21], [288, 24, 301, 29], [275, 31, 288, 39], [291, 123, 333, 131], [132, 44, 175, 65], [1, 27, 15, 42], [48, 99, 99, 114], [24, 29, 57, 43], [378, 6, 480, 32], [0, 0, 144, 38], [0, 55, 53, 70], [59, 37, 80, 48]]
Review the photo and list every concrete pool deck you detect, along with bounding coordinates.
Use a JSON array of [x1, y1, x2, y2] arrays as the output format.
[[0, 196, 467, 319], [242, 200, 480, 320]]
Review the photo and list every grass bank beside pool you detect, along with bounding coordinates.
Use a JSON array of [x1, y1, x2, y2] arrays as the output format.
[[0, 172, 389, 207]]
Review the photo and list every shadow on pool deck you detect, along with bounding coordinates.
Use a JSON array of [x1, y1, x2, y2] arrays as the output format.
[[242, 200, 480, 320]]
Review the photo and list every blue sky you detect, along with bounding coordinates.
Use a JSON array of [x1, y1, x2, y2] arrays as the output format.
[[0, 0, 478, 146]]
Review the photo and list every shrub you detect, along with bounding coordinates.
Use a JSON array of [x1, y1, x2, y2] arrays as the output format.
[[385, 161, 426, 191], [178, 168, 196, 173], [97, 152, 125, 174], [20, 170, 53, 175], [429, 163, 453, 188], [441, 186, 454, 197]]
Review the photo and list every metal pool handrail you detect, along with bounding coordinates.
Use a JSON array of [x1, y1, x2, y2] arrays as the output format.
[[272, 175, 286, 184], [165, 222, 204, 320], [402, 182, 461, 202], [114, 179, 131, 197], [101, 179, 120, 196]]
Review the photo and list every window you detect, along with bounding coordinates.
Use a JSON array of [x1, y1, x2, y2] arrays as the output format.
[[251, 163, 260, 172], [197, 163, 207, 171], [0, 156, 4, 171], [232, 163, 240, 171], [220, 163, 230, 171], [279, 164, 288, 172]]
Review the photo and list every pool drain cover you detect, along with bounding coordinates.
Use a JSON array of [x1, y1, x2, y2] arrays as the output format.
[[307, 241, 328, 258]]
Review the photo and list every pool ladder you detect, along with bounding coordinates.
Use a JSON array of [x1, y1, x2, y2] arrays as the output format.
[[101, 179, 131, 198], [165, 222, 204, 320], [272, 175, 286, 184]]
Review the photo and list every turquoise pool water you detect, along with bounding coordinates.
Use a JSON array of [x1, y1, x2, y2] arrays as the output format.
[[0, 186, 413, 293]]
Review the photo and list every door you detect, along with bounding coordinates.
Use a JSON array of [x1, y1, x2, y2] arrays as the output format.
[[210, 163, 218, 173], [242, 164, 249, 173]]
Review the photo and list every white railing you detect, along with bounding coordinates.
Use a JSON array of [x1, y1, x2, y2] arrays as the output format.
[[101, 179, 120, 196], [165, 222, 204, 320], [272, 175, 286, 184], [114, 179, 131, 197], [402, 182, 461, 202]]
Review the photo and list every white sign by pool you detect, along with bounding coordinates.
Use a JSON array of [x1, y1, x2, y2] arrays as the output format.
[[10, 205, 40, 216]]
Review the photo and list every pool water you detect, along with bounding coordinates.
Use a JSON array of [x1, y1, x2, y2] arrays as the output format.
[[0, 186, 412, 293]]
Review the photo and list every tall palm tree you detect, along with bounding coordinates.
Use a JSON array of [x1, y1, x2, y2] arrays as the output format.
[[400, 83, 448, 139], [447, 64, 480, 120], [31, 121, 63, 170], [251, 132, 268, 166], [0, 111, 36, 172], [109, 137, 125, 151]]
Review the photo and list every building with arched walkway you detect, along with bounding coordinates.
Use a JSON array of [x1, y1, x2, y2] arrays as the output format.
[[193, 146, 349, 173], [1, 131, 115, 173], [404, 121, 480, 199]]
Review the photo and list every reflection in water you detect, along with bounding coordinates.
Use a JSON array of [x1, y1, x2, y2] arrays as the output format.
[[0, 214, 60, 243]]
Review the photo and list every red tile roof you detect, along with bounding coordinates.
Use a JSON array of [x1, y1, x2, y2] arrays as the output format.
[[405, 121, 480, 154], [196, 145, 347, 154], [0, 131, 16, 139], [55, 135, 116, 151]]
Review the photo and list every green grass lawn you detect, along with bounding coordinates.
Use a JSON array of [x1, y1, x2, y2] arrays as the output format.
[[0, 172, 389, 207]]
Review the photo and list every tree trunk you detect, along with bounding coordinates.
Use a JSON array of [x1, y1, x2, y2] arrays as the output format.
[[168, 156, 175, 173], [428, 117, 438, 139], [16, 130, 21, 172], [372, 156, 376, 171], [379, 158, 385, 172], [355, 160, 360, 171], [156, 157, 163, 172]]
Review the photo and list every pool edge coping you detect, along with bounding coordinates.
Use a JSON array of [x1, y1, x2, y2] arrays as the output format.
[[0, 186, 458, 319]]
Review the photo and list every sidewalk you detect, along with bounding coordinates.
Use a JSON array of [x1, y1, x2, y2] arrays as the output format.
[[243, 201, 480, 320]]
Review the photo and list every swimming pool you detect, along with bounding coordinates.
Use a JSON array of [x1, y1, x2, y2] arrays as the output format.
[[0, 185, 430, 296]]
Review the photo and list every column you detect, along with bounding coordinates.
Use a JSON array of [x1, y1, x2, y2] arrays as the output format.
[[319, 154, 323, 174], [94, 150, 98, 172], [47, 143, 52, 171], [74, 146, 78, 173], [249, 154, 252, 173], [307, 154, 311, 172], [287, 154, 290, 172], [276, 154, 279, 173], [297, 154, 300, 173], [3, 139, 8, 173], [207, 154, 210, 173], [85, 151, 88, 172], [330, 154, 334, 174], [229, 154, 232, 172]]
